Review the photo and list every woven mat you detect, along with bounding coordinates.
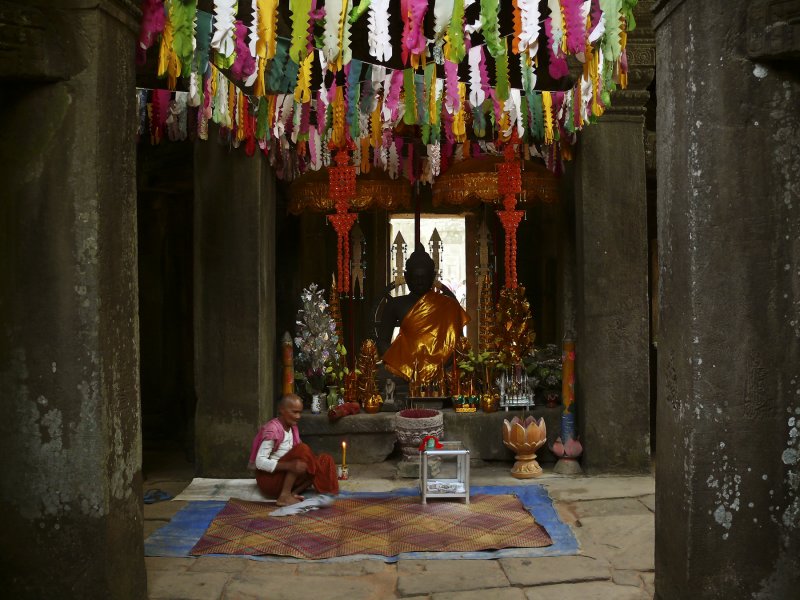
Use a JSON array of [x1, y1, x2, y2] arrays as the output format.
[[190, 494, 552, 559]]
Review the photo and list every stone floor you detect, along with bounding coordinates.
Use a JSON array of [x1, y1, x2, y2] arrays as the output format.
[[143, 453, 655, 600]]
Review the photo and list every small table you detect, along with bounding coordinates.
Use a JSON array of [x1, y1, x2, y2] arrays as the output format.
[[420, 441, 470, 504]]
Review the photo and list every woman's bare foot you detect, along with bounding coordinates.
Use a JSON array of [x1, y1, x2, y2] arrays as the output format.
[[276, 493, 304, 507]]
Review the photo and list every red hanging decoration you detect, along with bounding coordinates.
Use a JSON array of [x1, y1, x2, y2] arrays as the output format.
[[327, 150, 358, 295], [496, 141, 524, 289]]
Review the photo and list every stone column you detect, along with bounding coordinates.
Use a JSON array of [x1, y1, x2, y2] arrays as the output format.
[[193, 128, 277, 476], [574, 4, 655, 472], [0, 1, 145, 598], [654, 0, 800, 597]]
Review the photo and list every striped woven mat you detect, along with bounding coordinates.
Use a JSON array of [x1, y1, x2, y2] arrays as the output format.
[[190, 494, 552, 559]]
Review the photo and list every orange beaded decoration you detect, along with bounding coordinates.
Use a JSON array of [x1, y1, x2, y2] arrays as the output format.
[[327, 150, 358, 294], [496, 141, 524, 289]]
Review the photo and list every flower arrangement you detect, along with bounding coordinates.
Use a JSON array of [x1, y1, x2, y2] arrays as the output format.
[[294, 284, 341, 393]]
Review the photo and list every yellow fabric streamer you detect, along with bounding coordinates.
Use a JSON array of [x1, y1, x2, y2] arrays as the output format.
[[543, 91, 554, 144], [370, 99, 382, 148], [336, 0, 349, 72], [267, 94, 277, 129], [331, 85, 345, 147], [619, 29, 628, 89], [499, 111, 511, 142], [210, 64, 219, 98], [429, 81, 439, 126], [158, 16, 180, 90], [228, 82, 236, 128], [560, 4, 568, 54], [257, 0, 279, 61], [452, 83, 467, 142], [294, 52, 313, 103], [591, 49, 604, 117], [236, 91, 246, 141]]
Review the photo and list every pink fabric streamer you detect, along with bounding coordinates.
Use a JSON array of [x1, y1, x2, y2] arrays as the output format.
[[545, 18, 570, 80], [385, 70, 404, 121], [137, 0, 166, 65], [444, 60, 460, 111], [300, 101, 311, 135], [405, 0, 429, 57], [316, 92, 326, 134], [309, 128, 318, 165], [562, 0, 586, 55], [478, 47, 491, 99], [231, 20, 256, 82]]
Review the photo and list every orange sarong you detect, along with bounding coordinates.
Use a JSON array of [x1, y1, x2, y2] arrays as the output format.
[[382, 290, 470, 382], [255, 443, 339, 498]]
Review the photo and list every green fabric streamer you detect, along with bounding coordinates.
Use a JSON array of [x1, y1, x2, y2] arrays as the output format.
[[520, 97, 529, 142], [256, 97, 269, 140], [601, 59, 616, 107], [447, 0, 466, 63], [194, 10, 212, 76], [621, 0, 637, 31], [403, 68, 417, 125], [349, 0, 371, 23], [472, 105, 486, 138], [267, 39, 289, 92], [290, 0, 312, 63], [480, 0, 503, 58], [282, 59, 300, 94], [600, 0, 622, 61], [171, 0, 197, 77], [494, 40, 510, 103], [421, 64, 435, 144], [530, 92, 544, 141], [564, 95, 576, 134]]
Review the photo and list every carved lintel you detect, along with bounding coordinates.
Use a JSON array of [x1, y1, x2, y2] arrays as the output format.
[[603, 89, 651, 120], [747, 0, 800, 62], [625, 0, 656, 90]]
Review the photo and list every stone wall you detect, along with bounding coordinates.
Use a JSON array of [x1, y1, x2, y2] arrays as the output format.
[[0, 1, 145, 597], [654, 0, 800, 597], [193, 128, 278, 477]]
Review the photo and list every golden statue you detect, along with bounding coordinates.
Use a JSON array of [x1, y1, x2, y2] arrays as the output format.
[[356, 339, 383, 413], [377, 245, 470, 383]]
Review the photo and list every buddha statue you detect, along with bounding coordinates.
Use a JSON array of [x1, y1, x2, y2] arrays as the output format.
[[377, 245, 469, 383]]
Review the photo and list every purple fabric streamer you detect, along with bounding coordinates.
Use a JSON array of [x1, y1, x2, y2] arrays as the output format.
[[444, 59, 460, 111], [562, 0, 586, 55], [137, 0, 165, 65], [231, 20, 256, 82], [545, 18, 570, 80]]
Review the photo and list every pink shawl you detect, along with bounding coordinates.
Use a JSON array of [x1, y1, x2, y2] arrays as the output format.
[[248, 418, 301, 470]]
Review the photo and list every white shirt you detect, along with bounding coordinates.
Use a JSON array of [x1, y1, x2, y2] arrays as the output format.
[[254, 427, 294, 472]]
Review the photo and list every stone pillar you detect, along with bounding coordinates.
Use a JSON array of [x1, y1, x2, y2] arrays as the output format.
[[654, 0, 800, 597], [0, 1, 145, 598], [574, 4, 655, 472], [194, 128, 277, 476]]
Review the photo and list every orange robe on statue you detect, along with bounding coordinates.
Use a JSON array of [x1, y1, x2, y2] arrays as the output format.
[[382, 290, 470, 382]]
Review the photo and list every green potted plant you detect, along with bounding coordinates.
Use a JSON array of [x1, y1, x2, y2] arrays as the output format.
[[523, 344, 563, 407]]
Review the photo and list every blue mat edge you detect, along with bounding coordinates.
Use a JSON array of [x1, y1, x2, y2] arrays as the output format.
[[144, 484, 579, 562]]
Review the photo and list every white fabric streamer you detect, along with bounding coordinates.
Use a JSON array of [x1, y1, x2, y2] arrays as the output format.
[[368, 0, 392, 62], [519, 0, 541, 59], [467, 46, 486, 107], [323, 0, 343, 64], [433, 0, 454, 39], [210, 0, 237, 60]]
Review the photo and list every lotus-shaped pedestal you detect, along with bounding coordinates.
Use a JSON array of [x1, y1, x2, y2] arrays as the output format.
[[502, 416, 547, 478]]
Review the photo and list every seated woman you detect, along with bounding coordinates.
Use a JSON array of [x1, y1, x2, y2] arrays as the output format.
[[248, 394, 339, 506]]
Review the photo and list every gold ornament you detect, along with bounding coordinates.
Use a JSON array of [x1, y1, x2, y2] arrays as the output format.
[[356, 339, 382, 410], [492, 286, 536, 365], [479, 274, 494, 353]]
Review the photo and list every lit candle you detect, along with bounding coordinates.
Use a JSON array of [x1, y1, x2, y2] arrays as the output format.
[[341, 441, 347, 469]]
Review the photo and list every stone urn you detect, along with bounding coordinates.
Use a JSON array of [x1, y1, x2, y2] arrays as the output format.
[[502, 416, 547, 478], [396, 409, 444, 459]]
